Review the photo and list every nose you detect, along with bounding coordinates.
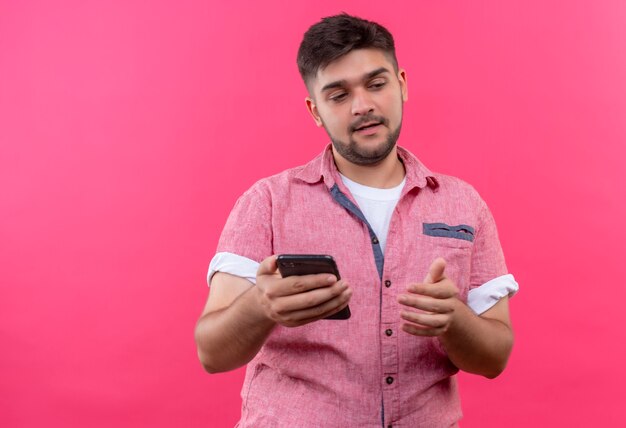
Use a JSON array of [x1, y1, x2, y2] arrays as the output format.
[[351, 89, 375, 116]]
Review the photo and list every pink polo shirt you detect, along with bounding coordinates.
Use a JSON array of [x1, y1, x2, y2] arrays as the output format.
[[214, 145, 511, 427]]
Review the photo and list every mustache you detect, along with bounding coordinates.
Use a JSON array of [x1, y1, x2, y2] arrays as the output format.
[[349, 114, 389, 132]]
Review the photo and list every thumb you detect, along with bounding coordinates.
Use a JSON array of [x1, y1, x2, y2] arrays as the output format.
[[424, 257, 446, 284], [257, 255, 279, 277]]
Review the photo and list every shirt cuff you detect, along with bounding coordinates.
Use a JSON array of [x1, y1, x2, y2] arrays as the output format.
[[207, 252, 260, 286], [467, 274, 519, 315]]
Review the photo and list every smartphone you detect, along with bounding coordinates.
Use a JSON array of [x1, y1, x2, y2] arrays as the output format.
[[276, 254, 351, 320]]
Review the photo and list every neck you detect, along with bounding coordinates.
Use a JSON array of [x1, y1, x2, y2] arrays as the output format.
[[332, 146, 405, 189]]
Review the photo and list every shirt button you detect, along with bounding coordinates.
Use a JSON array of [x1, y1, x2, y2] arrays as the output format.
[[385, 329, 393, 336], [372, 236, 379, 244], [386, 376, 394, 385], [384, 280, 391, 287]]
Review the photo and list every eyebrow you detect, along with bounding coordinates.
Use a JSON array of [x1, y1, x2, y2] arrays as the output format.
[[320, 67, 391, 93]]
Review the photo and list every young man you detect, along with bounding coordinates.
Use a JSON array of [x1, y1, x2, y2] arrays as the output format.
[[195, 14, 518, 428]]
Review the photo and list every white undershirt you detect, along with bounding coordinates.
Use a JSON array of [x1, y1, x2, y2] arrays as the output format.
[[339, 173, 405, 255]]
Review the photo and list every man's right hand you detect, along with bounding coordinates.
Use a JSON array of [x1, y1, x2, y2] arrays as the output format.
[[254, 255, 352, 327]]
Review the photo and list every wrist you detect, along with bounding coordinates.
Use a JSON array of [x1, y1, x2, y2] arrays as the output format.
[[441, 298, 470, 341], [244, 285, 278, 329]]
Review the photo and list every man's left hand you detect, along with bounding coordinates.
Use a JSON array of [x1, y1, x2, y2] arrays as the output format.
[[397, 257, 460, 337]]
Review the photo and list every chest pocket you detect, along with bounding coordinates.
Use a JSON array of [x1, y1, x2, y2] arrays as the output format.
[[423, 222, 475, 245], [421, 222, 474, 298]]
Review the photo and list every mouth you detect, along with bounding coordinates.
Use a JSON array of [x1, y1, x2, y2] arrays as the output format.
[[353, 121, 383, 133]]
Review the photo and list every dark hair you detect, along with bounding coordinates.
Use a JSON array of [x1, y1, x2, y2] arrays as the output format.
[[297, 13, 398, 86]]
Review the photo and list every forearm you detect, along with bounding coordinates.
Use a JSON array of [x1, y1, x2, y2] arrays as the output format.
[[439, 298, 513, 378], [195, 286, 276, 373]]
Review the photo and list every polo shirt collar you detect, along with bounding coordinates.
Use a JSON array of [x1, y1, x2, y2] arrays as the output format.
[[295, 143, 439, 193]]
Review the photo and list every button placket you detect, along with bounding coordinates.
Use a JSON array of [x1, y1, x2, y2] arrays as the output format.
[[381, 268, 398, 425]]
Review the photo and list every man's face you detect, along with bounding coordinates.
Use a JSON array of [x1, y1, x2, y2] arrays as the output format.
[[306, 48, 408, 166]]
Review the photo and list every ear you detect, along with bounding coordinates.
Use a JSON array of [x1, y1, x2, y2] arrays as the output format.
[[305, 97, 323, 127], [398, 69, 408, 102]]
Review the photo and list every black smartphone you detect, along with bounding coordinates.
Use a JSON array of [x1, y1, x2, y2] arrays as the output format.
[[276, 254, 351, 320]]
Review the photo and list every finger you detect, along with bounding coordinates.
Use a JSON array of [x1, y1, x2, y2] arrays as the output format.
[[276, 286, 352, 326], [298, 287, 352, 323], [405, 281, 458, 300], [423, 257, 446, 284], [400, 310, 449, 329], [398, 293, 453, 313], [401, 323, 446, 337], [272, 280, 348, 313], [277, 272, 338, 296], [257, 255, 279, 277], [259, 257, 338, 297]]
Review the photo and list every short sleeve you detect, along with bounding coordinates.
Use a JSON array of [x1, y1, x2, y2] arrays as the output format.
[[470, 199, 508, 290], [215, 182, 273, 264]]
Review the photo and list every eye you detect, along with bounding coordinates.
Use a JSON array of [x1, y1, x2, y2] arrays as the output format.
[[329, 92, 348, 103], [368, 80, 387, 90]]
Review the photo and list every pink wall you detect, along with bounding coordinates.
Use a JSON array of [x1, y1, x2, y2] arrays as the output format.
[[2, 1, 625, 426]]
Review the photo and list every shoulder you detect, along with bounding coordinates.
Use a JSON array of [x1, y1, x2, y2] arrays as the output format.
[[430, 174, 500, 236], [432, 173, 486, 205], [238, 163, 311, 201], [399, 146, 485, 207]]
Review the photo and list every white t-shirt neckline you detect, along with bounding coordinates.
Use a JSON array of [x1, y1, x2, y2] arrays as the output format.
[[339, 173, 406, 201]]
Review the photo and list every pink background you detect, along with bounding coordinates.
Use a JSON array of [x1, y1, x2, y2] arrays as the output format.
[[1, 1, 625, 426]]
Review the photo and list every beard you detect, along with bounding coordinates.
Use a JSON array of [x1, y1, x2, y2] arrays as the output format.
[[325, 114, 403, 166]]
